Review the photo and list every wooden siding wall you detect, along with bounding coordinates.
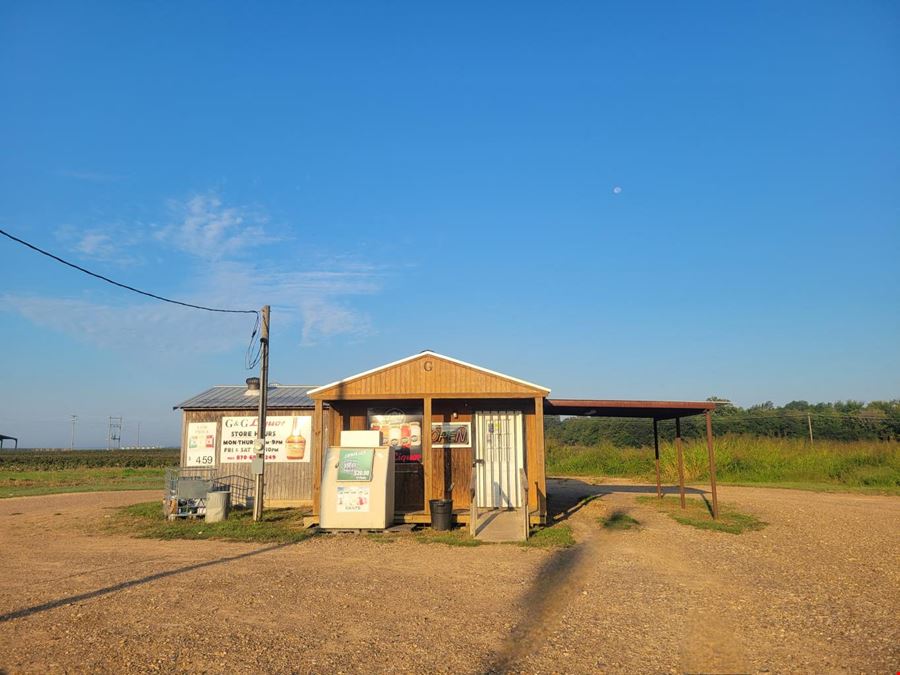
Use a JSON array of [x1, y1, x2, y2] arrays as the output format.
[[181, 408, 314, 505]]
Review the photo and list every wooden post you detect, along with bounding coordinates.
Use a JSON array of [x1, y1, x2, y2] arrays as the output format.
[[675, 416, 686, 510], [807, 413, 814, 445], [653, 418, 662, 499], [520, 468, 529, 540], [532, 396, 546, 519], [423, 396, 432, 516], [705, 411, 719, 519], [469, 464, 478, 537], [311, 399, 324, 517]]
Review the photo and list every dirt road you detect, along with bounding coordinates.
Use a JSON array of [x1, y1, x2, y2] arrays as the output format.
[[1, 483, 897, 673]]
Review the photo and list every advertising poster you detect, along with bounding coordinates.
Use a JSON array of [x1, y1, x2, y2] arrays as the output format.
[[367, 409, 422, 463], [337, 449, 375, 481], [431, 422, 472, 448], [185, 422, 217, 467], [336, 486, 370, 512], [219, 415, 311, 463]]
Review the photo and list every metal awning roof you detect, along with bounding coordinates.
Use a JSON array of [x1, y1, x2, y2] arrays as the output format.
[[545, 399, 716, 420], [174, 385, 318, 410]]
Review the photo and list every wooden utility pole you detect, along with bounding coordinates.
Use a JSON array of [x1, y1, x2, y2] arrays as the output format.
[[252, 305, 270, 522], [807, 413, 814, 445]]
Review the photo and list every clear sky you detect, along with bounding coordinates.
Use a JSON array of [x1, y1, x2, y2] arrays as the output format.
[[1, 2, 898, 448]]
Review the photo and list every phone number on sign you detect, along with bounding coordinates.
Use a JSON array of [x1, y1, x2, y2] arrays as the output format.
[[225, 453, 278, 461]]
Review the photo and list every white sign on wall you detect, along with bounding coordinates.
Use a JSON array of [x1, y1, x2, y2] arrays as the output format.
[[219, 415, 311, 463], [185, 422, 217, 467]]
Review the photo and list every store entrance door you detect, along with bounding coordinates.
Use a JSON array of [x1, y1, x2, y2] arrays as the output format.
[[474, 410, 524, 508]]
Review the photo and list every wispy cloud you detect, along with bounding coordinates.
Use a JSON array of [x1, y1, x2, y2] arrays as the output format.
[[55, 224, 144, 264], [154, 192, 274, 259], [0, 293, 253, 354], [7, 191, 385, 351]]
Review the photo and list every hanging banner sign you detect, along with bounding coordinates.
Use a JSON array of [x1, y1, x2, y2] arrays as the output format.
[[431, 422, 471, 448], [219, 415, 311, 463], [185, 422, 217, 466]]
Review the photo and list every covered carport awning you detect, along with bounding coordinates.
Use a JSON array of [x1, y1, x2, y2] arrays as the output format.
[[543, 398, 720, 519], [545, 399, 716, 420], [0, 434, 18, 449]]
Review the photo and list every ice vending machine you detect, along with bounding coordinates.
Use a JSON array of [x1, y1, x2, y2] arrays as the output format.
[[319, 431, 395, 530]]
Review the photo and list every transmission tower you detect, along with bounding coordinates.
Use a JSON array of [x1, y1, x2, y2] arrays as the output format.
[[107, 416, 123, 451]]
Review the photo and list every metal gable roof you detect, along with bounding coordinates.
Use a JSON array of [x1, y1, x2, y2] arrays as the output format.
[[174, 385, 318, 410]]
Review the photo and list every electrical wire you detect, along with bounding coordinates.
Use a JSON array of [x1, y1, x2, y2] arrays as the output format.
[[0, 228, 258, 316], [1, 227, 262, 369]]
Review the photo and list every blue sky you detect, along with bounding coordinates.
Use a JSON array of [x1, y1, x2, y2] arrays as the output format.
[[1, 2, 898, 447]]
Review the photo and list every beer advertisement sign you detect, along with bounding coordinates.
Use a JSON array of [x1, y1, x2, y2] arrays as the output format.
[[336, 448, 375, 481], [431, 422, 471, 448], [185, 422, 217, 466], [219, 415, 311, 463], [367, 409, 422, 463]]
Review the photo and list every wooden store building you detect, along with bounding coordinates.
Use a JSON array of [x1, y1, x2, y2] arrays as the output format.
[[176, 350, 720, 528]]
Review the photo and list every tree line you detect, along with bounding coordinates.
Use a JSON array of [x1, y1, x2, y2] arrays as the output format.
[[545, 399, 900, 447]]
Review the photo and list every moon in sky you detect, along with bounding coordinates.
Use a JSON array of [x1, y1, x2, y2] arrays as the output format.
[[613, 186, 622, 194]]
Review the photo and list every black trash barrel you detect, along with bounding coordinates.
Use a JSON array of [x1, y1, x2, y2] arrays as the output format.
[[429, 499, 453, 531]]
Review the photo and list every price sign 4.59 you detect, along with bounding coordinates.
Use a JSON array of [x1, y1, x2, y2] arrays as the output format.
[[185, 422, 218, 467]]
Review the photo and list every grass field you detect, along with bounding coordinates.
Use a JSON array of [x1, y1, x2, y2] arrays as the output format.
[[0, 467, 167, 498], [547, 435, 900, 494], [0, 448, 178, 498]]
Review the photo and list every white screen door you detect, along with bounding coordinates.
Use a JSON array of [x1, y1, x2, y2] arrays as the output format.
[[474, 410, 524, 508]]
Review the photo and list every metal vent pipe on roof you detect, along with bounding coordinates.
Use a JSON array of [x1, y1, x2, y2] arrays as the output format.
[[245, 377, 260, 394]]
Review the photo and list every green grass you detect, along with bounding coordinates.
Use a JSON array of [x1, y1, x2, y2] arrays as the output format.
[[522, 522, 575, 548], [547, 436, 900, 494], [637, 495, 766, 535], [110, 500, 313, 543], [0, 467, 166, 498], [601, 511, 641, 530]]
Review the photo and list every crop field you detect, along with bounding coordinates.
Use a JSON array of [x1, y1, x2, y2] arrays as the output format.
[[0, 449, 178, 498], [547, 435, 900, 493]]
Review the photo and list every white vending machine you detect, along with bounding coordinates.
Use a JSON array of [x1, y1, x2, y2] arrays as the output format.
[[319, 431, 395, 530]]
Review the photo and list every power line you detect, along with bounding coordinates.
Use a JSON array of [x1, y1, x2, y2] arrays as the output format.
[[0, 228, 258, 316]]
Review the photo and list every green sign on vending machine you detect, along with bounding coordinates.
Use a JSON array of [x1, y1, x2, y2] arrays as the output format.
[[337, 448, 375, 481]]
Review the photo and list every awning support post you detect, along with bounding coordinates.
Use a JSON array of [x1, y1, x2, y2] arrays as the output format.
[[705, 411, 719, 519], [675, 417, 686, 509], [653, 418, 662, 499]]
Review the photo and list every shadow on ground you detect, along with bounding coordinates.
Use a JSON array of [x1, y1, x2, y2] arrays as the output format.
[[0, 542, 294, 624], [546, 478, 707, 524]]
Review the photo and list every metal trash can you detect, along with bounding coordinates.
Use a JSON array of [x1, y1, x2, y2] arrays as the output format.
[[429, 499, 453, 531], [206, 490, 231, 523]]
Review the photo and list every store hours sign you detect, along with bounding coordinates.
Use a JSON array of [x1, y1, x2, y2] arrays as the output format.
[[219, 416, 311, 463]]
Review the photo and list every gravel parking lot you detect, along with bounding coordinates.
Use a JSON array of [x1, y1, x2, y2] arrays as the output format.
[[1, 481, 897, 673]]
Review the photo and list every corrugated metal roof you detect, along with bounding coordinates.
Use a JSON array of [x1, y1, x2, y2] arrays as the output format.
[[174, 385, 318, 410]]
